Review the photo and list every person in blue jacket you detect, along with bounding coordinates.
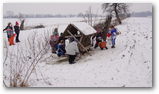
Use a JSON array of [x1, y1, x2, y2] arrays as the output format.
[[108, 25, 119, 48], [56, 40, 66, 57]]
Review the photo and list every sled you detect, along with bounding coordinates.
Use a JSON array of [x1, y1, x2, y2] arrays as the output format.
[[56, 57, 68, 63], [46, 56, 68, 65]]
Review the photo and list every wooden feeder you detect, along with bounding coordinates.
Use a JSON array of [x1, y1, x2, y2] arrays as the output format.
[[62, 22, 96, 53]]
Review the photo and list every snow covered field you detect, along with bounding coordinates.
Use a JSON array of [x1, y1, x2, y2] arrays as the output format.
[[3, 17, 152, 87], [3, 17, 104, 28], [3, 17, 83, 27]]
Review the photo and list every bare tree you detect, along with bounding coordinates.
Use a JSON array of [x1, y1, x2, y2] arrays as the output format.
[[81, 6, 94, 26], [102, 3, 129, 24], [3, 30, 52, 87], [103, 15, 112, 41]]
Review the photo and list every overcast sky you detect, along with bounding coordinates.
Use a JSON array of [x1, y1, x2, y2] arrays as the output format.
[[3, 3, 152, 15]]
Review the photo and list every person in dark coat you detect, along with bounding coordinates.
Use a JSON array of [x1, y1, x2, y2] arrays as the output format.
[[14, 21, 20, 42], [94, 31, 103, 49], [3, 23, 13, 39], [3, 22, 15, 46], [58, 33, 65, 43]]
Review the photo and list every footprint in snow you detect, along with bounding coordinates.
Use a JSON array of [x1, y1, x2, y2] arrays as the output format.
[[128, 51, 130, 53], [133, 33, 136, 36], [147, 66, 150, 69], [116, 69, 120, 72], [121, 54, 125, 59], [121, 85, 126, 87], [130, 53, 133, 57], [144, 61, 148, 63], [111, 77, 114, 80], [145, 36, 148, 39]]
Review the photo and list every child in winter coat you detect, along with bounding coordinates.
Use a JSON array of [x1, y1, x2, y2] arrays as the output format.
[[106, 33, 112, 45], [94, 31, 103, 49], [50, 28, 59, 53], [3, 23, 15, 46], [98, 40, 108, 50], [94, 29, 108, 50], [56, 40, 66, 57], [14, 21, 20, 42], [65, 37, 79, 64], [108, 25, 119, 48], [58, 33, 64, 42]]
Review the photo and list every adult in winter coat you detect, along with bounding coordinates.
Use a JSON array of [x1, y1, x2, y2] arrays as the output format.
[[56, 40, 66, 57], [65, 37, 79, 64], [108, 25, 119, 48], [3, 23, 15, 46], [14, 21, 20, 42]]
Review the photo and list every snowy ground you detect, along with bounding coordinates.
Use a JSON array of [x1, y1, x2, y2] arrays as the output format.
[[3, 17, 152, 87]]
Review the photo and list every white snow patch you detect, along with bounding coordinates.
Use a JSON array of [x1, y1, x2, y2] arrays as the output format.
[[3, 17, 152, 87], [70, 22, 97, 35]]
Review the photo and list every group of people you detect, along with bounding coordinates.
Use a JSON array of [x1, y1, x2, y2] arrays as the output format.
[[3, 21, 119, 64], [49, 28, 67, 57], [49, 28, 79, 64], [3, 22, 21, 46], [50, 25, 120, 64], [94, 25, 120, 50]]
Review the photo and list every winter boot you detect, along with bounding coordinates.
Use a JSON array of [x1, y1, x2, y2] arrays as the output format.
[[111, 46, 115, 48]]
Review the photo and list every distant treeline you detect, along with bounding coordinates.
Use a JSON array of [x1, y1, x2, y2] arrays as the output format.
[[130, 11, 152, 17], [3, 13, 104, 18], [3, 11, 152, 19]]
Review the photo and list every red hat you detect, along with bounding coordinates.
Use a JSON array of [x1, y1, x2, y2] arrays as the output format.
[[16, 21, 19, 25]]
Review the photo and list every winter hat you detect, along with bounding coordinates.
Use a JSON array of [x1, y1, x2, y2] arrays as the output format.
[[16, 21, 19, 25], [53, 31, 58, 35], [8, 22, 12, 26]]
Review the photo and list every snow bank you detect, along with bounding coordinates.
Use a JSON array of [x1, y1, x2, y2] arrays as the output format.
[[3, 17, 152, 87]]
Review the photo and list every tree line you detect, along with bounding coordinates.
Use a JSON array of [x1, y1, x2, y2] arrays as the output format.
[[4, 12, 104, 18]]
